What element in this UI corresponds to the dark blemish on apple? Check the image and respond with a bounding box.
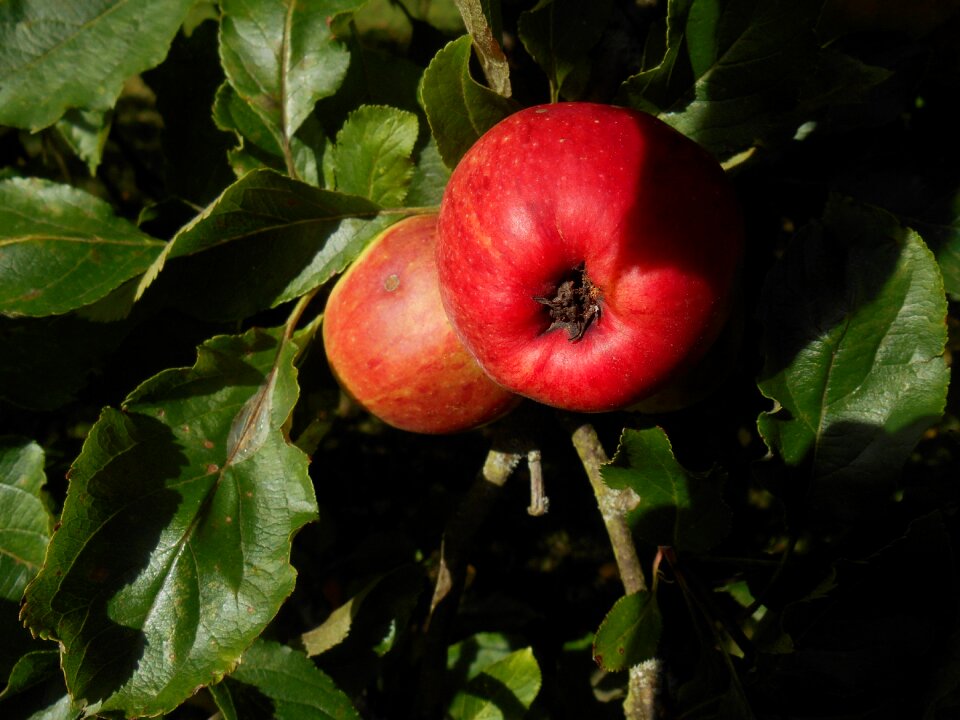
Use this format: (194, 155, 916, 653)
(533, 262, 602, 342)
(384, 274, 400, 292)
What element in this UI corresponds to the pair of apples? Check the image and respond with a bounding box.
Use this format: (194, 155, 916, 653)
(322, 102, 743, 433)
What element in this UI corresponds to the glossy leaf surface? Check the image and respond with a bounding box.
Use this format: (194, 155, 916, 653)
(593, 591, 662, 672)
(21, 327, 317, 716)
(209, 639, 359, 720)
(757, 199, 949, 519)
(0, 179, 164, 317)
(447, 647, 542, 720)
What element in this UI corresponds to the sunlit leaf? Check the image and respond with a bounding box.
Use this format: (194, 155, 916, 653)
(54, 108, 112, 175)
(330, 105, 418, 207)
(602, 427, 731, 553)
(0, 0, 194, 130)
(219, 0, 365, 145)
(0, 438, 54, 697)
(20, 327, 318, 717)
(420, 35, 517, 168)
(757, 198, 949, 520)
(209, 640, 359, 720)
(593, 591, 662, 672)
(0, 179, 165, 317)
(448, 647, 541, 720)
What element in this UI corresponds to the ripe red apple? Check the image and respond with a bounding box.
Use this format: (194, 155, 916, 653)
(436, 102, 743, 413)
(322, 214, 519, 433)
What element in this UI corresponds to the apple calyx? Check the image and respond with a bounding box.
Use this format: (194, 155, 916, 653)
(533, 262, 602, 342)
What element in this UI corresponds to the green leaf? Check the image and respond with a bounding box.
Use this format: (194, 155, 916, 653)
(406, 137, 451, 207)
(602, 427, 732, 553)
(53, 108, 112, 175)
(20, 326, 318, 717)
(0, 0, 195, 130)
(448, 647, 542, 720)
(0, 178, 165, 317)
(448, 633, 526, 687)
(518, 0, 613, 102)
(137, 169, 396, 320)
(219, 0, 364, 146)
(0, 438, 54, 697)
(420, 35, 517, 168)
(619, 0, 863, 160)
(453, 0, 512, 97)
(330, 105, 418, 207)
(214, 81, 327, 186)
(209, 639, 359, 720)
(301, 565, 424, 658)
(757, 198, 949, 520)
(592, 591, 662, 672)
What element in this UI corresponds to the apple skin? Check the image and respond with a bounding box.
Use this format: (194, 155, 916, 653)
(322, 214, 519, 434)
(436, 103, 743, 413)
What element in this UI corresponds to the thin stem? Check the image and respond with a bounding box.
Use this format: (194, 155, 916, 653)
(526, 449, 549, 516)
(565, 418, 657, 720)
(567, 420, 646, 594)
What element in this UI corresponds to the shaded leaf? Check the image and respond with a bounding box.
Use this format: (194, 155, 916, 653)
(406, 137, 451, 207)
(518, 0, 613, 102)
(213, 81, 325, 186)
(592, 591, 662, 672)
(618, 0, 889, 160)
(0, 0, 194, 130)
(20, 327, 317, 717)
(0, 314, 133, 410)
(602, 427, 731, 553)
(757, 513, 956, 716)
(210, 639, 359, 720)
(137, 169, 397, 320)
(301, 565, 425, 658)
(0, 179, 165, 317)
(448, 647, 542, 720)
(330, 105, 418, 207)
(219, 0, 364, 146)
(757, 198, 949, 520)
(420, 35, 517, 168)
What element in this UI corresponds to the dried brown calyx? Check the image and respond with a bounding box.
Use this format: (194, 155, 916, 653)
(534, 263, 602, 341)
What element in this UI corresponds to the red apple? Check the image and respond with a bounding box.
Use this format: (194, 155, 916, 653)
(437, 102, 743, 413)
(322, 214, 519, 433)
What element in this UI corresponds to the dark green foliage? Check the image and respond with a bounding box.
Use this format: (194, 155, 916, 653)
(1, 1, 958, 718)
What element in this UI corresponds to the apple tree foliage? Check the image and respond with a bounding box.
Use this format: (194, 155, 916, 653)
(0, 0, 958, 718)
